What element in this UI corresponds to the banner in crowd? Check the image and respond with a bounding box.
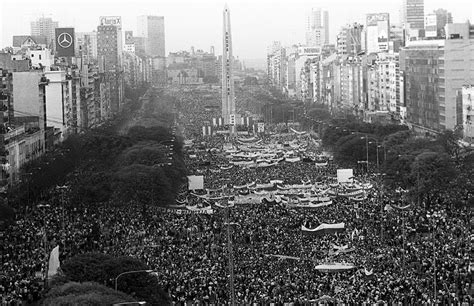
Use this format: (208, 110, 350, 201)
(240, 116, 254, 126)
(188, 175, 204, 190)
(202, 126, 213, 136)
(301, 223, 345, 235)
(157, 206, 214, 214)
(339, 190, 365, 197)
(212, 117, 224, 126)
(237, 136, 258, 143)
(337, 169, 354, 183)
(294, 200, 333, 209)
(289, 127, 307, 135)
(315, 263, 356, 272)
(265, 254, 300, 260)
(234, 194, 261, 205)
(233, 182, 255, 189)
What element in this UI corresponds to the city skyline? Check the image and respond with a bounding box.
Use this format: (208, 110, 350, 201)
(1, 0, 473, 62)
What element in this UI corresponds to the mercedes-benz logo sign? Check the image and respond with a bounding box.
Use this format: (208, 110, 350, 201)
(57, 33, 72, 48)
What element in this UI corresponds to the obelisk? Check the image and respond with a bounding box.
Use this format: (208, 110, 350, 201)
(222, 4, 235, 126)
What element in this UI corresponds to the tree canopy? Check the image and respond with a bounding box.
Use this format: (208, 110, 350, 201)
(42, 282, 136, 306)
(60, 253, 170, 305)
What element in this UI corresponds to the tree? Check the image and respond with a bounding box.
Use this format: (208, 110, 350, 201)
(333, 134, 378, 167)
(243, 76, 258, 86)
(307, 105, 331, 123)
(0, 202, 14, 230)
(60, 253, 170, 305)
(116, 142, 172, 167)
(111, 164, 173, 205)
(42, 282, 136, 305)
(410, 151, 458, 206)
(436, 129, 462, 160)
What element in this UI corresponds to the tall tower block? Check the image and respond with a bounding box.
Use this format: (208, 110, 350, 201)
(222, 4, 235, 124)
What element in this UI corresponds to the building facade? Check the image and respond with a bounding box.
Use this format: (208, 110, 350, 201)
(337, 23, 364, 57)
(30, 17, 58, 48)
(137, 16, 165, 57)
(461, 85, 474, 142)
(366, 13, 390, 54)
(402, 0, 425, 41)
(306, 8, 329, 47)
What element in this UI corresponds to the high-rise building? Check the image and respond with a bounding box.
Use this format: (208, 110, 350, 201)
(97, 19, 124, 113)
(337, 23, 364, 57)
(306, 8, 329, 46)
(402, 0, 425, 40)
(400, 22, 474, 134)
(425, 9, 453, 39)
(137, 16, 165, 57)
(30, 17, 58, 47)
(222, 4, 235, 125)
(402, 0, 424, 29)
(365, 13, 390, 54)
(76, 32, 98, 61)
(461, 85, 474, 142)
(97, 25, 122, 72)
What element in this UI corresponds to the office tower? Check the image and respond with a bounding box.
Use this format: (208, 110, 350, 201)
(337, 23, 364, 56)
(402, 0, 425, 40)
(97, 18, 124, 113)
(306, 8, 329, 46)
(365, 13, 390, 54)
(400, 22, 474, 133)
(425, 9, 453, 38)
(97, 25, 122, 71)
(222, 4, 235, 125)
(137, 16, 165, 57)
(76, 32, 98, 61)
(30, 17, 58, 47)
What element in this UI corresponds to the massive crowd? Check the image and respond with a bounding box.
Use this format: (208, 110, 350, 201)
(1, 86, 472, 305)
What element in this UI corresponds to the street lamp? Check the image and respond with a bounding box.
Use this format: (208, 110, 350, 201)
(426, 211, 441, 304)
(37, 203, 50, 283)
(56, 185, 68, 237)
(360, 135, 381, 173)
(115, 270, 154, 291)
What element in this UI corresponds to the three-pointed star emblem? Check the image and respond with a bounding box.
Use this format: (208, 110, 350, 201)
(57, 33, 73, 48)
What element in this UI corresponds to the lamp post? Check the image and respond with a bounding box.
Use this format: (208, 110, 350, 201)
(362, 135, 386, 240)
(427, 211, 440, 304)
(37, 203, 50, 284)
(225, 205, 236, 306)
(56, 185, 68, 237)
(114, 270, 154, 291)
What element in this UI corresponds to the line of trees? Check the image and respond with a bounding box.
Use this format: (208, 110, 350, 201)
(317, 114, 472, 207)
(7, 86, 187, 212)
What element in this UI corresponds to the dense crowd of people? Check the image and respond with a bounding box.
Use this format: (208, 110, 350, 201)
(1, 86, 472, 305)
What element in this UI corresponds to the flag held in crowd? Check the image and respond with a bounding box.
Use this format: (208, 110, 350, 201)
(47, 246, 60, 278)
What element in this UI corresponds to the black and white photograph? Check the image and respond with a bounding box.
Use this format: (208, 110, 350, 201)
(0, 0, 473, 305)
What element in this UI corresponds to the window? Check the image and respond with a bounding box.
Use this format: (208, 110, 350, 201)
(39, 55, 42, 60)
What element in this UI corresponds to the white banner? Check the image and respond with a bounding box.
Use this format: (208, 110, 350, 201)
(188, 175, 204, 190)
(337, 169, 354, 183)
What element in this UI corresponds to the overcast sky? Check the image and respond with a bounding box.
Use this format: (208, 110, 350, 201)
(1, 0, 473, 60)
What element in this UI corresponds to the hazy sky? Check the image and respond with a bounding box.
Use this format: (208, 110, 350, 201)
(1, 0, 473, 60)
